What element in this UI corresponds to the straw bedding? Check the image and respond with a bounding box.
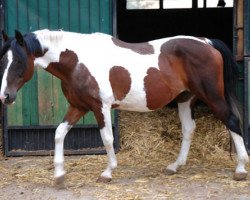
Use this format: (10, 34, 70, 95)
(0, 106, 249, 199)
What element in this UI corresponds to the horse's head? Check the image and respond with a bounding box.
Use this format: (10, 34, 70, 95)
(0, 30, 38, 105)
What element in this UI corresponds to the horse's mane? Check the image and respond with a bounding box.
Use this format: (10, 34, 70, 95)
(34, 29, 64, 48)
(0, 32, 43, 59)
(24, 33, 43, 55)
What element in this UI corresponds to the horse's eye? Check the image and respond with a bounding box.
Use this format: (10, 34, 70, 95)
(13, 59, 21, 64)
(17, 70, 23, 78)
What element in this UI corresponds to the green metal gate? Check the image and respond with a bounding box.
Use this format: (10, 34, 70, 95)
(2, 0, 118, 156)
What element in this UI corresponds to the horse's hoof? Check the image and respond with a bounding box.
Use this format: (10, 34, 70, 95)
(54, 175, 65, 188)
(165, 168, 176, 175)
(96, 176, 112, 183)
(233, 172, 247, 181)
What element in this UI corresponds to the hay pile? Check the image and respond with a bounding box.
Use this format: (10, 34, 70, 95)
(119, 106, 230, 165)
(0, 122, 3, 158)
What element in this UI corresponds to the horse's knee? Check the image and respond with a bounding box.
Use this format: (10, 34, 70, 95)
(99, 115, 114, 147)
(101, 133, 114, 146)
(55, 133, 63, 144)
(55, 121, 71, 143)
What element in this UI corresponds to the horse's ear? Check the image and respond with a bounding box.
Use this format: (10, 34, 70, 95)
(2, 30, 9, 42)
(15, 30, 24, 46)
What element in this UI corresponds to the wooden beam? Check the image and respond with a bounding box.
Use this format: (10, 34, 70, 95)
(235, 0, 244, 61)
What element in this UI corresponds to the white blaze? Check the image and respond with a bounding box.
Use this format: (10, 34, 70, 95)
(0, 50, 13, 99)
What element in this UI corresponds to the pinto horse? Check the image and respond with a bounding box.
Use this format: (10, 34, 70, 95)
(0, 29, 249, 184)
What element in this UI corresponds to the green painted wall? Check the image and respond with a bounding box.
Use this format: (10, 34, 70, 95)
(5, 0, 113, 126)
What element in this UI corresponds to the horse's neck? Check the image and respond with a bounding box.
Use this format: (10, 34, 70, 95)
(34, 30, 94, 83)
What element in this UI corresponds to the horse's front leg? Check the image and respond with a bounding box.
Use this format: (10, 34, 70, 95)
(94, 105, 117, 182)
(54, 105, 84, 185)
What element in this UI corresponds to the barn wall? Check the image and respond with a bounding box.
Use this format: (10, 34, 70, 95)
(2, 0, 118, 156)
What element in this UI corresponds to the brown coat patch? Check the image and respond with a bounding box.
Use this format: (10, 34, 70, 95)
(144, 67, 174, 110)
(46, 49, 78, 83)
(160, 38, 223, 100)
(158, 38, 226, 121)
(111, 37, 154, 55)
(46, 50, 105, 128)
(144, 38, 216, 110)
(109, 66, 131, 101)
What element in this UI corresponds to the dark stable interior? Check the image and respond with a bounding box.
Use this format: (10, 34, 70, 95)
(116, 0, 234, 50)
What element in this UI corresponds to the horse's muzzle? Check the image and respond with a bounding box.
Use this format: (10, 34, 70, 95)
(0, 93, 16, 105)
(0, 94, 7, 104)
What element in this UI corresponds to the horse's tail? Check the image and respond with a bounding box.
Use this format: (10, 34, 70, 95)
(208, 39, 242, 135)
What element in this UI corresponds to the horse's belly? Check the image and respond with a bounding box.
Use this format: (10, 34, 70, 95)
(114, 90, 151, 112)
(111, 76, 179, 112)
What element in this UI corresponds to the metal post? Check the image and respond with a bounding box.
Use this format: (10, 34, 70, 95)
(204, 0, 207, 8)
(160, 0, 163, 9)
(193, 0, 198, 8)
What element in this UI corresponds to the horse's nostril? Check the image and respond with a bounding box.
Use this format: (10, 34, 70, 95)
(5, 93, 9, 100)
(4, 93, 10, 103)
(3, 93, 17, 104)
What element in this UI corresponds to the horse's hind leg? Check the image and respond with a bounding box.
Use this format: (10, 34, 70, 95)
(230, 130, 249, 180)
(205, 98, 249, 180)
(166, 98, 196, 175)
(54, 105, 84, 186)
(94, 105, 117, 183)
